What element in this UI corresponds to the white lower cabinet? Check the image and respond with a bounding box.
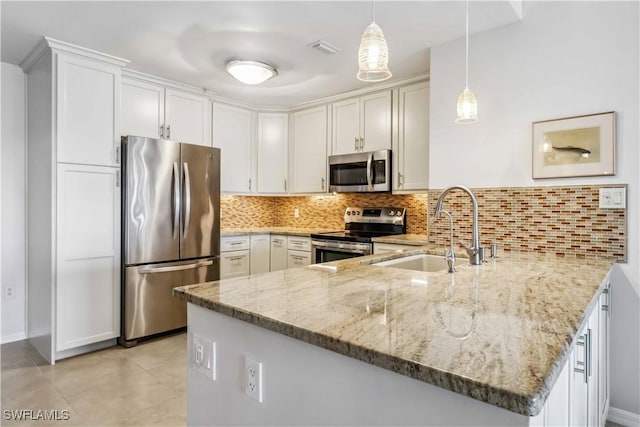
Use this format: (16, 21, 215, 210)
(56, 164, 120, 352)
(287, 236, 312, 268)
(250, 235, 270, 275)
(270, 235, 288, 272)
(530, 280, 610, 427)
(220, 251, 250, 279)
(287, 250, 312, 269)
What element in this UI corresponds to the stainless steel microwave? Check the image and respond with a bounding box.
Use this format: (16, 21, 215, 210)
(328, 149, 391, 192)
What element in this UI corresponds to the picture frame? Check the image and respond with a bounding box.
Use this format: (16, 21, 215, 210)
(532, 111, 615, 179)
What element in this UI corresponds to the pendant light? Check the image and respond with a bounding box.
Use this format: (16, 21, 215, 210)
(357, 0, 392, 82)
(455, 0, 479, 124)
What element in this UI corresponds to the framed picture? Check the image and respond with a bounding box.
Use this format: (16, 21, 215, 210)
(532, 111, 615, 179)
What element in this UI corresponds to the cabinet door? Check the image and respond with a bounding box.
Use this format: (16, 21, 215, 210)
(287, 250, 311, 269)
(291, 106, 328, 193)
(220, 251, 250, 279)
(570, 328, 589, 427)
(598, 284, 610, 425)
(121, 78, 165, 139)
(57, 53, 121, 166)
(250, 235, 271, 275)
(165, 88, 212, 147)
(396, 83, 429, 191)
(331, 98, 360, 155)
(212, 103, 253, 193)
(56, 164, 120, 351)
(257, 113, 288, 193)
(270, 235, 288, 272)
(360, 90, 392, 152)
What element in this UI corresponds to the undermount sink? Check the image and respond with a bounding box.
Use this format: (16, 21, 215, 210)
(373, 254, 450, 273)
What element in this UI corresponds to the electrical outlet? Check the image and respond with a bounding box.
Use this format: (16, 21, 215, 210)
(192, 334, 216, 380)
(294, 208, 300, 218)
(4, 287, 15, 299)
(245, 357, 263, 402)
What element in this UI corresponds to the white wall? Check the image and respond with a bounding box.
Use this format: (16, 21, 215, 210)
(1, 62, 27, 343)
(429, 0, 639, 416)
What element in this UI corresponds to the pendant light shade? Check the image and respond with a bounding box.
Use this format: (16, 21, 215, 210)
(455, 0, 478, 124)
(357, 1, 391, 82)
(226, 60, 277, 85)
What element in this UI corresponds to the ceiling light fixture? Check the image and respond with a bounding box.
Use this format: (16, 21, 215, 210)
(455, 0, 479, 124)
(226, 60, 277, 85)
(357, 0, 392, 82)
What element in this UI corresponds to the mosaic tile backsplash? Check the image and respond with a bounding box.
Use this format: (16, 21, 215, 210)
(427, 186, 626, 261)
(221, 185, 626, 261)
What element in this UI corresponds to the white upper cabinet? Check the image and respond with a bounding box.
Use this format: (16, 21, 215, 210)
(57, 53, 121, 167)
(121, 78, 165, 139)
(121, 73, 212, 147)
(290, 106, 328, 193)
(212, 103, 253, 193)
(165, 88, 211, 146)
(257, 113, 288, 193)
(394, 82, 429, 192)
(331, 90, 392, 155)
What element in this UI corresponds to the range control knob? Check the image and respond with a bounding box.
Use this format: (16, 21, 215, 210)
(397, 211, 403, 216)
(389, 210, 395, 216)
(346, 211, 351, 215)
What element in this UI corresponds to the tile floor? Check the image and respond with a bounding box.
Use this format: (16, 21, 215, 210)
(1, 333, 186, 426)
(0, 334, 629, 427)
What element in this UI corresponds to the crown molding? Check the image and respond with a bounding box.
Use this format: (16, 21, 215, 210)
(123, 68, 215, 96)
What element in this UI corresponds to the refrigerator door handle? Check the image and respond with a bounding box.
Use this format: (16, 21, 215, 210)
(139, 259, 216, 274)
(183, 162, 191, 239)
(172, 162, 180, 240)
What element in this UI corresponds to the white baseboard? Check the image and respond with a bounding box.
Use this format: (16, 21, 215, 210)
(609, 407, 640, 427)
(1, 331, 27, 344)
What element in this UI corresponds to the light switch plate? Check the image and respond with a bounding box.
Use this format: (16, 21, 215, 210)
(599, 187, 626, 209)
(192, 334, 216, 380)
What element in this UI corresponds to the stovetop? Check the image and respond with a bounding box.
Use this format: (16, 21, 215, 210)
(311, 206, 407, 244)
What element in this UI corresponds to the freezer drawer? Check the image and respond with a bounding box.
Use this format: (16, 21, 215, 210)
(123, 257, 219, 341)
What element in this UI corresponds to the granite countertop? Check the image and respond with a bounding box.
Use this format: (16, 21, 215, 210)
(174, 247, 613, 416)
(221, 227, 339, 237)
(371, 233, 429, 246)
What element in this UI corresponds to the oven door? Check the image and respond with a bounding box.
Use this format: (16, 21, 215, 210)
(312, 239, 372, 263)
(328, 149, 391, 192)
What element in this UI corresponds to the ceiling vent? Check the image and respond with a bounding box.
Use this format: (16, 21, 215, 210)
(308, 40, 340, 55)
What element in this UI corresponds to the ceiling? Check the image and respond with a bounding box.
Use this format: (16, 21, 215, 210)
(1, 1, 522, 108)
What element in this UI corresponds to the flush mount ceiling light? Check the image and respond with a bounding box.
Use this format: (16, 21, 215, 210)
(357, 0, 392, 82)
(226, 60, 277, 85)
(455, 0, 479, 124)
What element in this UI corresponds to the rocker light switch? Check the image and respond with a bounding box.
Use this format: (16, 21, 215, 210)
(599, 187, 626, 209)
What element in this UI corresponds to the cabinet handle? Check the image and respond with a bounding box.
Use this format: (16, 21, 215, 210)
(166, 125, 171, 139)
(230, 242, 244, 245)
(398, 173, 404, 187)
(321, 177, 325, 190)
(115, 146, 121, 165)
(228, 256, 245, 261)
(248, 178, 252, 190)
(354, 137, 358, 151)
(284, 179, 287, 191)
(586, 328, 592, 379)
(602, 283, 612, 316)
(291, 255, 305, 260)
(160, 124, 165, 139)
(115, 170, 120, 187)
(359, 137, 364, 151)
(574, 335, 588, 383)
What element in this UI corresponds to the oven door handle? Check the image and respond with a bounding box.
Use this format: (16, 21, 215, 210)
(366, 153, 373, 191)
(312, 240, 372, 254)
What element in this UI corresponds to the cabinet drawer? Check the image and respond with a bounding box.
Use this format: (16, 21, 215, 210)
(287, 250, 311, 269)
(287, 236, 311, 252)
(221, 236, 250, 252)
(220, 250, 250, 279)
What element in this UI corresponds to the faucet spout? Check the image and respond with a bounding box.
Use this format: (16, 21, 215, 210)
(434, 185, 481, 265)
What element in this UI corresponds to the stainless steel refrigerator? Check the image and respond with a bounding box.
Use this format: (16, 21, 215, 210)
(120, 136, 220, 346)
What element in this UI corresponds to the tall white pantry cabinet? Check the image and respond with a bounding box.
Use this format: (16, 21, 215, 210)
(22, 38, 127, 363)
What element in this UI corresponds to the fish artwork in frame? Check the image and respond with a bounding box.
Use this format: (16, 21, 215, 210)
(532, 111, 616, 179)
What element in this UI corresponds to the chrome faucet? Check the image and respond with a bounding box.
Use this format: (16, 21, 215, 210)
(437, 210, 456, 273)
(434, 185, 482, 265)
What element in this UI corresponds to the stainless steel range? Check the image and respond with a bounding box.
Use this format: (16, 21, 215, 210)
(311, 207, 406, 263)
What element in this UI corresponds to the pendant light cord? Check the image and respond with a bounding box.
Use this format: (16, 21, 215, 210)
(465, 0, 469, 88)
(371, 0, 375, 22)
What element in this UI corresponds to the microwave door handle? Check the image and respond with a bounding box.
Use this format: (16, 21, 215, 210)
(366, 153, 373, 190)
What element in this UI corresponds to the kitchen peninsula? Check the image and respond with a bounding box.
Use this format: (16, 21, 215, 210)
(174, 248, 613, 426)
